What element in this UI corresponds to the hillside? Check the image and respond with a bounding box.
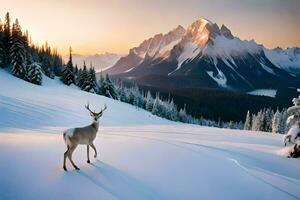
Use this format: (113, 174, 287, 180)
(0, 69, 300, 200)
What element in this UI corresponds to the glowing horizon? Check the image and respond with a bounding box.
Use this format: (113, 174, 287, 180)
(1, 0, 300, 55)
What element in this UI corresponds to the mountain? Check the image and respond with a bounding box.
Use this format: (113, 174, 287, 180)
(64, 52, 122, 72)
(105, 25, 185, 74)
(106, 18, 299, 92)
(264, 47, 300, 76)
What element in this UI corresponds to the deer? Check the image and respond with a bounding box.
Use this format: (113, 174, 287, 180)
(63, 103, 107, 171)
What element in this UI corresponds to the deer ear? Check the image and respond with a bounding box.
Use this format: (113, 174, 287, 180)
(90, 112, 94, 117)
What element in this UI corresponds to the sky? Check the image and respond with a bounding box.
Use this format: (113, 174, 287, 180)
(1, 0, 300, 55)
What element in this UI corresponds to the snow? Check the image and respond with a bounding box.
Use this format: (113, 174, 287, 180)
(125, 67, 135, 73)
(1, 69, 300, 200)
(260, 62, 276, 75)
(264, 48, 300, 75)
(207, 68, 227, 87)
(284, 125, 300, 145)
(157, 39, 181, 58)
(171, 41, 201, 75)
(204, 36, 262, 58)
(248, 89, 277, 98)
(64, 53, 122, 72)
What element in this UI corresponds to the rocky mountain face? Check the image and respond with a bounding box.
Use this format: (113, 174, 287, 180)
(105, 25, 185, 74)
(105, 18, 299, 92)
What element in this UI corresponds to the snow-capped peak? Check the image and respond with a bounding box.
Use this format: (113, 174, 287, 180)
(186, 18, 213, 47)
(130, 25, 186, 60)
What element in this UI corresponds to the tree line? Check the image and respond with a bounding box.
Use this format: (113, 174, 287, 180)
(0, 12, 64, 85)
(242, 98, 300, 135)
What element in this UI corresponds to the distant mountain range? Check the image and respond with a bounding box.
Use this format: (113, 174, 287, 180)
(105, 18, 300, 92)
(63, 52, 122, 72)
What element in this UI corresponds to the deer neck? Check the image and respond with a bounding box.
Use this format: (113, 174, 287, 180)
(91, 121, 99, 132)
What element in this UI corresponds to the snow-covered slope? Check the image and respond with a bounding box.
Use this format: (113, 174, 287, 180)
(264, 47, 300, 76)
(1, 69, 300, 200)
(64, 52, 122, 72)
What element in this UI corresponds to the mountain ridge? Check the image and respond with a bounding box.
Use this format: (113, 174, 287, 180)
(105, 17, 299, 91)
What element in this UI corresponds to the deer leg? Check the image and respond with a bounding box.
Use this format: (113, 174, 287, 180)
(68, 145, 80, 170)
(63, 145, 70, 171)
(87, 145, 90, 163)
(90, 143, 97, 158)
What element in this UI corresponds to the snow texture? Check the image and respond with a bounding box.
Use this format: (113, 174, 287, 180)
(264, 48, 300, 75)
(248, 89, 277, 98)
(0, 69, 300, 200)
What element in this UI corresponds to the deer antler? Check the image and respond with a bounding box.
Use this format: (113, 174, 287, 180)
(96, 104, 107, 115)
(85, 103, 95, 114)
(85, 103, 107, 115)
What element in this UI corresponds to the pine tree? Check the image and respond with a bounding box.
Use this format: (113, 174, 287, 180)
(179, 105, 188, 123)
(145, 91, 154, 111)
(27, 62, 42, 85)
(77, 61, 87, 88)
(132, 85, 143, 108)
(244, 110, 252, 130)
(166, 99, 178, 121)
(3, 12, 11, 66)
(252, 111, 263, 131)
(82, 64, 98, 93)
(264, 108, 274, 132)
(280, 109, 288, 134)
(74, 64, 79, 76)
(152, 95, 160, 116)
(272, 110, 282, 133)
(0, 18, 5, 67)
(61, 47, 75, 85)
(99, 74, 118, 99)
(10, 19, 26, 80)
(287, 89, 300, 127)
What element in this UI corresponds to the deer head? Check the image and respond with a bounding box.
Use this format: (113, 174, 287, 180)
(85, 103, 107, 121)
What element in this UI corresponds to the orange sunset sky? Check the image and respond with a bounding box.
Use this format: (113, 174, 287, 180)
(1, 0, 300, 55)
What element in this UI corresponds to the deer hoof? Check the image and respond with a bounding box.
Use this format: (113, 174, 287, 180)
(63, 166, 67, 171)
(74, 166, 80, 170)
(87, 160, 90, 163)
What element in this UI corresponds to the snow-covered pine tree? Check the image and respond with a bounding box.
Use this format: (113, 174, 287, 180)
(152, 94, 160, 116)
(132, 86, 143, 108)
(252, 111, 262, 131)
(10, 19, 26, 80)
(116, 81, 128, 102)
(244, 110, 252, 130)
(272, 110, 282, 133)
(39, 42, 55, 78)
(286, 89, 300, 130)
(280, 109, 288, 134)
(99, 74, 118, 99)
(77, 61, 87, 88)
(145, 90, 154, 111)
(27, 62, 42, 85)
(179, 105, 188, 123)
(264, 108, 274, 132)
(82, 65, 98, 93)
(61, 47, 75, 85)
(166, 99, 178, 121)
